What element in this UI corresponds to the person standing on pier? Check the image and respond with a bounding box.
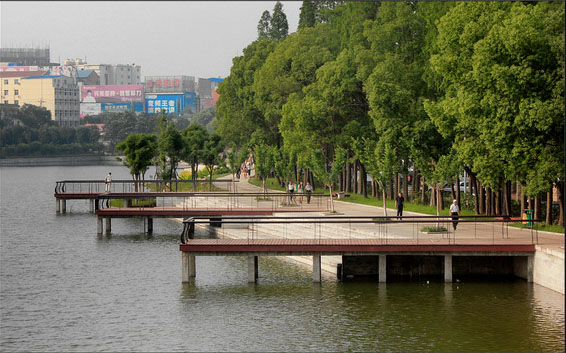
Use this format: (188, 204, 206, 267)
(298, 182, 304, 204)
(450, 199, 460, 230)
(395, 192, 405, 219)
(105, 172, 112, 192)
(305, 182, 313, 204)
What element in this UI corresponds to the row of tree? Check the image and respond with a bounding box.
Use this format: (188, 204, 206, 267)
(116, 116, 225, 191)
(0, 104, 101, 156)
(216, 1, 564, 224)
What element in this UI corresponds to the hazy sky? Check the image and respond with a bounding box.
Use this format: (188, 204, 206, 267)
(1, 1, 302, 79)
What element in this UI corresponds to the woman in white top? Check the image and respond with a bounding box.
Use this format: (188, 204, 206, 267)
(450, 199, 460, 230)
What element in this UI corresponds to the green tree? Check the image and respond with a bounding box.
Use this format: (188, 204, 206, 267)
(270, 1, 289, 41)
(181, 123, 209, 191)
(201, 133, 225, 191)
(307, 146, 346, 213)
(253, 144, 275, 195)
(216, 39, 277, 148)
(116, 133, 157, 191)
(298, 1, 316, 30)
(257, 10, 272, 39)
(157, 118, 184, 190)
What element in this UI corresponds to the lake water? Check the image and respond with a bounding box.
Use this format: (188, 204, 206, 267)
(0, 165, 564, 352)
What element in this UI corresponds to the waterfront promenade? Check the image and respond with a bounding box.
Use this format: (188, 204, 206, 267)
(196, 175, 564, 293)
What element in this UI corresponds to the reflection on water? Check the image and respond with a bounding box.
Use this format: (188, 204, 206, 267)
(0, 165, 564, 352)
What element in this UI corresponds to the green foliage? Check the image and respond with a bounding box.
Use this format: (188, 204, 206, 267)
(270, 1, 289, 41)
(157, 118, 184, 183)
(298, 1, 316, 30)
(257, 10, 272, 39)
(116, 133, 157, 181)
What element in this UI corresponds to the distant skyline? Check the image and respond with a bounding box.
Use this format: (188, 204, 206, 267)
(0, 1, 302, 79)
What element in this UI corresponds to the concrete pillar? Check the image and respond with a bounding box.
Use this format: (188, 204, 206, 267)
(379, 255, 387, 283)
(105, 218, 111, 233)
(97, 216, 103, 235)
(123, 199, 128, 208)
(56, 199, 60, 213)
(189, 255, 196, 278)
(527, 255, 533, 283)
(444, 255, 453, 283)
(90, 199, 95, 212)
(248, 255, 258, 283)
(147, 217, 153, 234)
(182, 252, 190, 282)
(61, 200, 66, 214)
(312, 253, 321, 283)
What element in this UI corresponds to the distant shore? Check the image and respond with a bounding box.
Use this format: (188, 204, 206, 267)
(0, 155, 124, 167)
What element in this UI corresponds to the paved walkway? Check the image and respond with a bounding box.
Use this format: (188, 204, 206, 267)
(225, 174, 564, 252)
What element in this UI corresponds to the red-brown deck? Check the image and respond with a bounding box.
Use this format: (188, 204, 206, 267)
(55, 193, 101, 199)
(179, 238, 535, 255)
(96, 207, 325, 218)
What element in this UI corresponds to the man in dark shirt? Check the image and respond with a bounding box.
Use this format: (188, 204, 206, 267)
(395, 192, 405, 219)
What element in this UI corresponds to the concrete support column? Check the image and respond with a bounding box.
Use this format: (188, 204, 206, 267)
(97, 216, 103, 235)
(182, 252, 190, 282)
(56, 199, 60, 213)
(188, 255, 196, 278)
(248, 255, 258, 283)
(444, 255, 453, 283)
(147, 217, 153, 234)
(312, 253, 321, 283)
(61, 200, 66, 214)
(379, 255, 387, 283)
(527, 255, 533, 283)
(90, 199, 95, 213)
(123, 199, 128, 208)
(105, 218, 111, 233)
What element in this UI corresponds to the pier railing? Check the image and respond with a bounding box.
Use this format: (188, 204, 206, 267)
(95, 192, 328, 212)
(181, 215, 541, 246)
(55, 179, 238, 194)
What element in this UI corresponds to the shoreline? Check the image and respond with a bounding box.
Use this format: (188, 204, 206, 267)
(0, 155, 124, 167)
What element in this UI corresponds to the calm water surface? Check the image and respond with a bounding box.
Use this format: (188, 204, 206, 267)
(0, 165, 564, 352)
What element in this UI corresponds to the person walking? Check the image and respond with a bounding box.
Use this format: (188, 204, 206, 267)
(287, 181, 294, 203)
(305, 182, 313, 204)
(105, 172, 112, 192)
(395, 192, 405, 219)
(450, 199, 460, 231)
(298, 182, 304, 204)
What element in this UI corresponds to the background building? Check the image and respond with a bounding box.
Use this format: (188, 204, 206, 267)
(76, 63, 142, 85)
(76, 69, 100, 85)
(20, 75, 80, 126)
(1, 70, 48, 105)
(0, 47, 51, 66)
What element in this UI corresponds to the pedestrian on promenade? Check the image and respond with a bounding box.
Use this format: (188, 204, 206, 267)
(450, 199, 460, 230)
(305, 182, 313, 204)
(395, 192, 404, 219)
(288, 181, 294, 203)
(298, 182, 304, 204)
(105, 172, 112, 192)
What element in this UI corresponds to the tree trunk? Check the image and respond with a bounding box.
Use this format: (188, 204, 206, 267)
(352, 159, 358, 193)
(371, 179, 375, 197)
(504, 181, 512, 216)
(421, 177, 425, 205)
(340, 166, 345, 192)
(519, 183, 526, 214)
(456, 177, 461, 210)
(557, 180, 564, 226)
(430, 180, 435, 207)
(546, 188, 553, 225)
(486, 188, 492, 215)
(361, 164, 368, 198)
(345, 160, 351, 193)
(470, 174, 479, 215)
(534, 195, 541, 221)
(478, 181, 484, 214)
(381, 184, 388, 217)
(403, 172, 409, 202)
(438, 187, 444, 210)
(450, 182, 456, 203)
(329, 184, 335, 213)
(395, 173, 400, 198)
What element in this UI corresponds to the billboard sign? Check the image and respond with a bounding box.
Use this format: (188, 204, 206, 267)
(145, 92, 196, 114)
(144, 76, 195, 93)
(102, 102, 144, 113)
(80, 103, 102, 117)
(81, 84, 144, 103)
